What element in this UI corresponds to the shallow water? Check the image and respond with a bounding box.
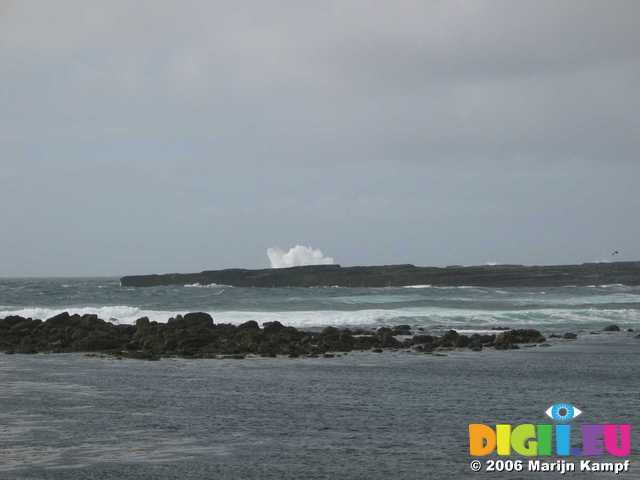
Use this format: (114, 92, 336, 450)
(1, 333, 638, 479)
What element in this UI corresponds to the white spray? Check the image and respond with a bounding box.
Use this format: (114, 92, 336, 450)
(267, 245, 335, 268)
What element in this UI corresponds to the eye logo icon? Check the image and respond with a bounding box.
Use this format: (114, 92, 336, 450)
(545, 403, 582, 422)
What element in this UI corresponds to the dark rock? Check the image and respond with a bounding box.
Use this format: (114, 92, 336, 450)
(351, 328, 373, 335)
(352, 335, 379, 350)
(563, 333, 577, 340)
(412, 334, 434, 344)
(263, 321, 285, 331)
(393, 324, 411, 330)
(168, 312, 214, 329)
(45, 312, 73, 326)
(495, 329, 545, 349)
(0, 311, 556, 359)
(391, 325, 412, 335)
(0, 315, 32, 327)
(439, 330, 460, 347)
(135, 317, 151, 329)
(317, 327, 355, 352)
(9, 318, 39, 333)
(603, 324, 620, 332)
(502, 329, 545, 343)
(73, 332, 123, 351)
(379, 332, 401, 348)
(321, 326, 340, 336)
(470, 334, 495, 345)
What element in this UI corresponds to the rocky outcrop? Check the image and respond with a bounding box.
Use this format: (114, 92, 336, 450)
(120, 261, 640, 288)
(0, 313, 551, 359)
(0, 313, 134, 354)
(494, 329, 546, 350)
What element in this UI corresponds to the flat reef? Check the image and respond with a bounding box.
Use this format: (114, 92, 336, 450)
(0, 312, 548, 360)
(120, 261, 640, 288)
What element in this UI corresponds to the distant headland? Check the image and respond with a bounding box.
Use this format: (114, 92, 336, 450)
(120, 261, 640, 288)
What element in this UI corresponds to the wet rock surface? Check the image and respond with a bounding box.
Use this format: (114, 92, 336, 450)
(0, 313, 555, 359)
(603, 324, 621, 332)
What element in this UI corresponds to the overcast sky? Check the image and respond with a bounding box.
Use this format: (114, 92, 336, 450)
(1, 1, 639, 276)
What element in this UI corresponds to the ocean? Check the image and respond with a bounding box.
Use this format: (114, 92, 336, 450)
(1, 279, 639, 479)
(1, 278, 639, 332)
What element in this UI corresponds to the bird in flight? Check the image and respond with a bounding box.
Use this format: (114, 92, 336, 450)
(612, 250, 620, 256)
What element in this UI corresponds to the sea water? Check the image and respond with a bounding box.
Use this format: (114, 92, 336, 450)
(1, 278, 639, 331)
(1, 279, 639, 479)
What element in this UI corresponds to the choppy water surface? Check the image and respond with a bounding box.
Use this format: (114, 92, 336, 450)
(1, 279, 639, 478)
(1, 278, 640, 330)
(0, 335, 639, 479)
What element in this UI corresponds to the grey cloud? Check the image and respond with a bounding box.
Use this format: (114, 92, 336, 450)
(0, 1, 638, 275)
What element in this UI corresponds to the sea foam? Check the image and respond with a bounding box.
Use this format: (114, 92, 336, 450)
(1, 305, 638, 330)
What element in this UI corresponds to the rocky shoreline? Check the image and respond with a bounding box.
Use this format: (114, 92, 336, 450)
(0, 312, 560, 360)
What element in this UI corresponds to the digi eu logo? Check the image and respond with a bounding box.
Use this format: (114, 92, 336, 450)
(469, 403, 631, 457)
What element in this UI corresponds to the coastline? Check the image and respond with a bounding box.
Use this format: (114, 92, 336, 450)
(120, 261, 640, 288)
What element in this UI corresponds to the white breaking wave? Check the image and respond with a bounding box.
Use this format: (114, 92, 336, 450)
(183, 283, 230, 289)
(267, 245, 335, 268)
(401, 285, 484, 290)
(1, 305, 639, 329)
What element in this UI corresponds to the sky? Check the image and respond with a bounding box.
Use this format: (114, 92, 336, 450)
(1, 0, 639, 276)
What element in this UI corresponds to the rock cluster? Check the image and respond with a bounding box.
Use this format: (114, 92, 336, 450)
(0, 312, 548, 359)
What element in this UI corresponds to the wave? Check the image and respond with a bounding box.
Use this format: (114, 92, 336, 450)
(1, 305, 638, 329)
(183, 283, 230, 288)
(401, 285, 489, 292)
